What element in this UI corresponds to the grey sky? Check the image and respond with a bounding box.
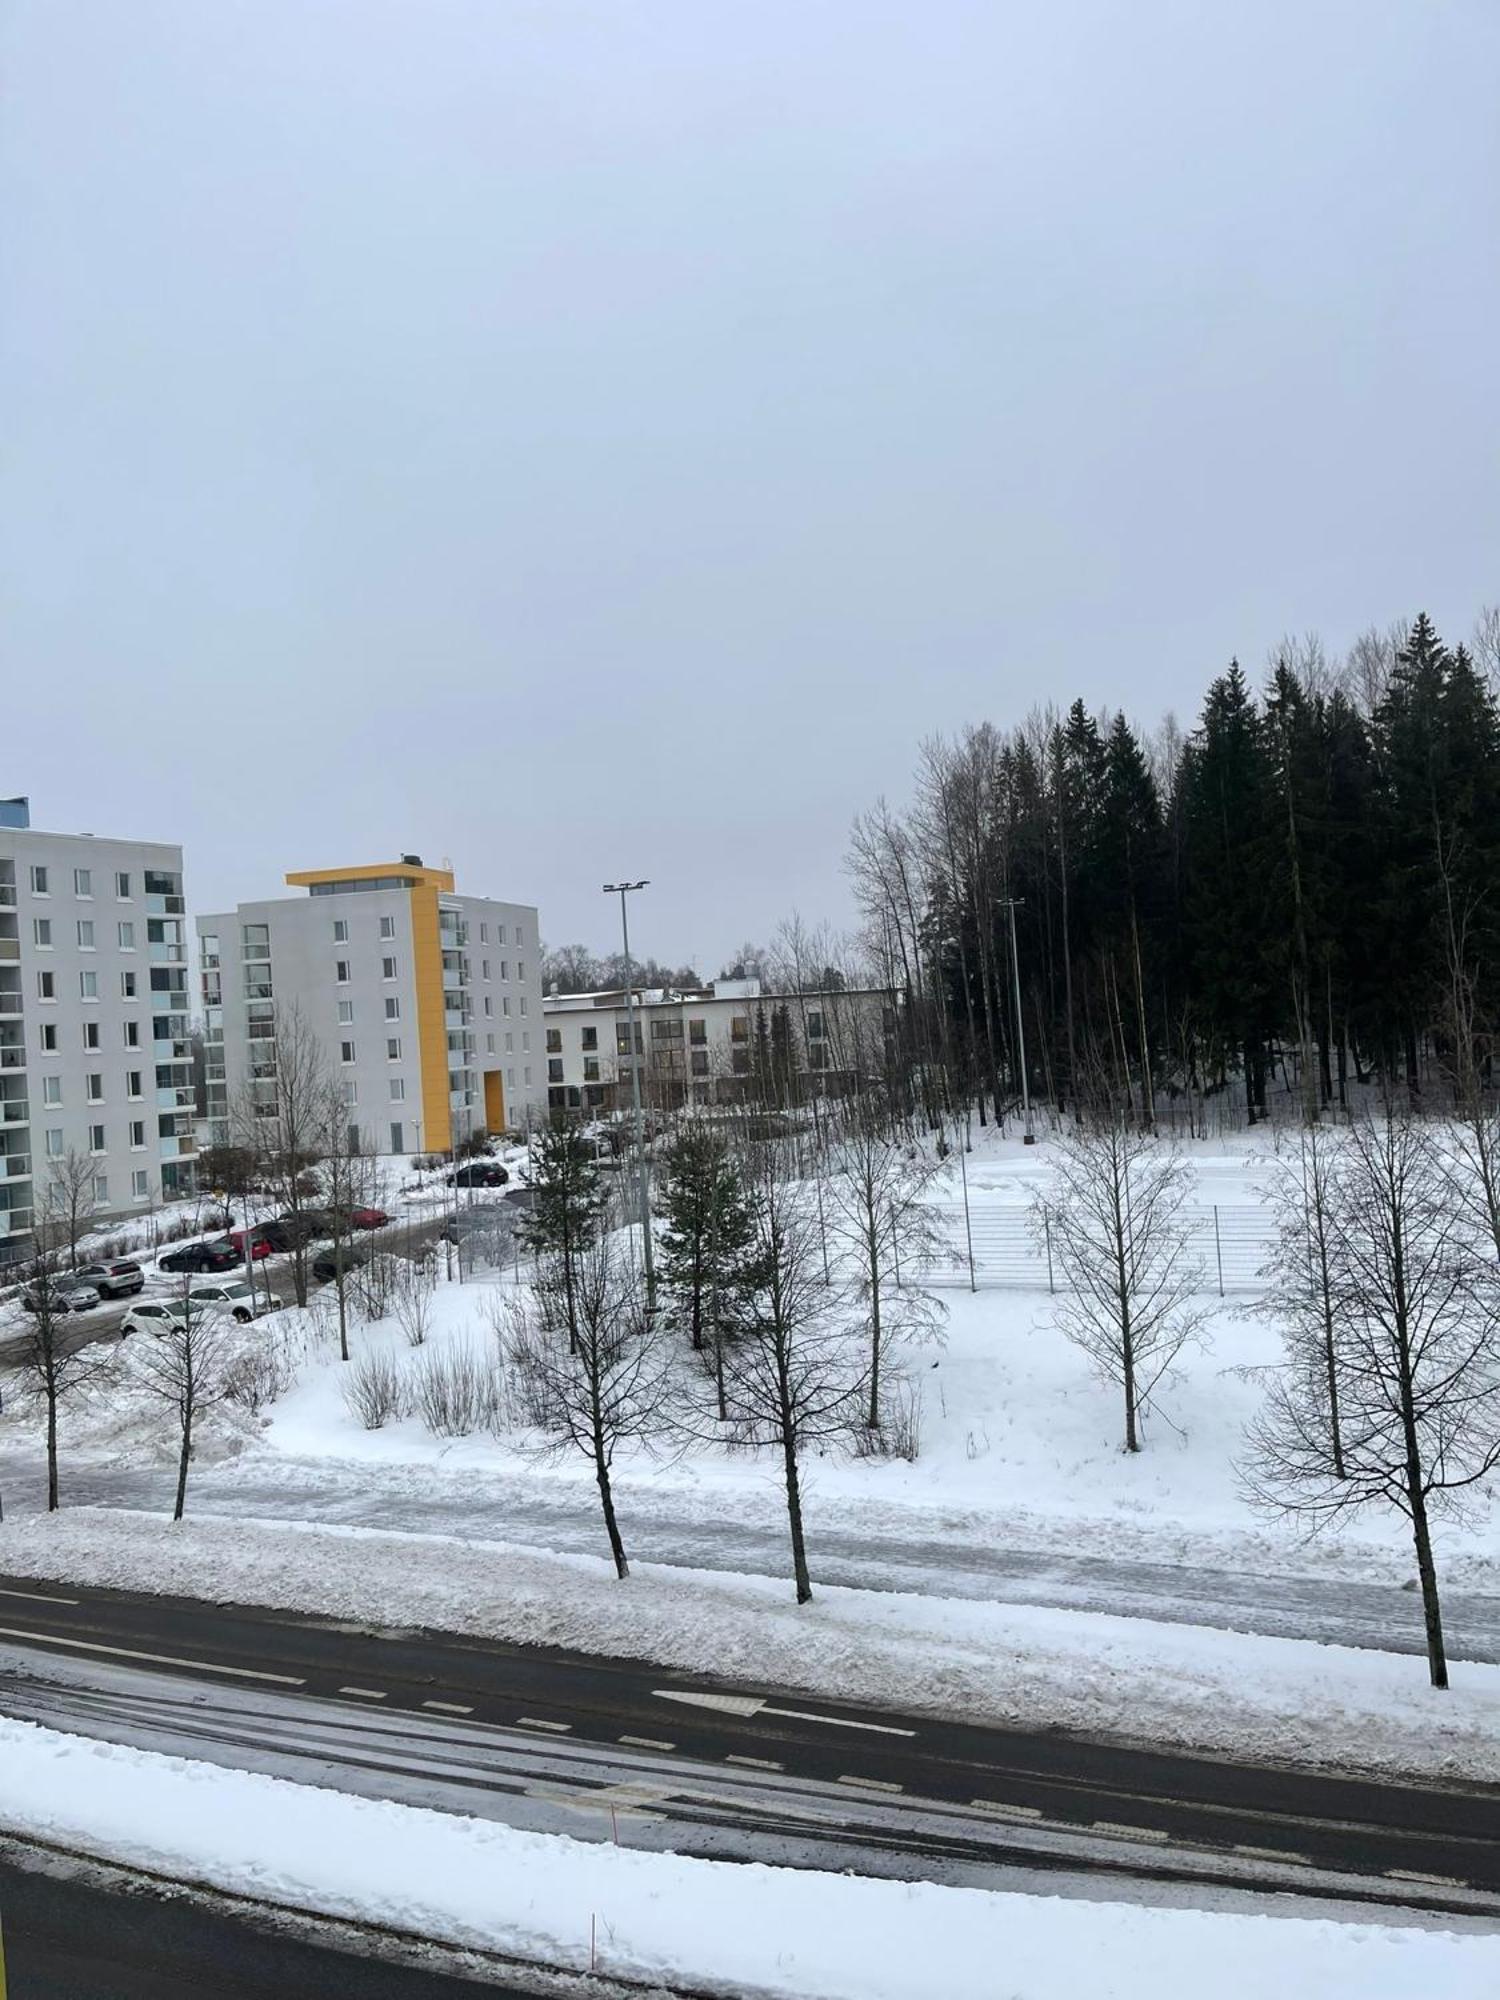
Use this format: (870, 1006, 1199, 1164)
(4, 2, 1496, 975)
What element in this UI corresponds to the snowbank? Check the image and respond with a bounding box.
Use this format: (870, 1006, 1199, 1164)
(0, 1715, 1494, 1999)
(4, 1508, 1498, 1784)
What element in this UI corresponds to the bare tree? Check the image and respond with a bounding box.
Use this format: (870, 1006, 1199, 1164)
(507, 1233, 671, 1578)
(1258, 1125, 1348, 1479)
(17, 1210, 110, 1511)
(1246, 1114, 1500, 1689)
(824, 1099, 946, 1431)
(44, 1149, 99, 1267)
(232, 1003, 329, 1307)
(719, 1156, 867, 1602)
(391, 1254, 438, 1348)
(131, 1289, 236, 1520)
(319, 1097, 383, 1362)
(1038, 1110, 1209, 1452)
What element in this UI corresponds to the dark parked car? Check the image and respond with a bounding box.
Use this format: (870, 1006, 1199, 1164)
(160, 1238, 240, 1275)
(440, 1203, 508, 1245)
(71, 1258, 144, 1299)
(311, 1247, 369, 1285)
(448, 1161, 509, 1189)
(21, 1275, 102, 1314)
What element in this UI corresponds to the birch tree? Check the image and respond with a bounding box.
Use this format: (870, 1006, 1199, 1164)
(132, 1289, 235, 1521)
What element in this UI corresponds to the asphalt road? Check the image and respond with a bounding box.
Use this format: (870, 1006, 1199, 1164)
(0, 1851, 573, 1999)
(0, 1571, 1495, 1919)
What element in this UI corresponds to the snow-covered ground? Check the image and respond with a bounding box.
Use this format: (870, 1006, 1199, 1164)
(5, 1507, 1499, 1784)
(2, 1712, 1496, 1999)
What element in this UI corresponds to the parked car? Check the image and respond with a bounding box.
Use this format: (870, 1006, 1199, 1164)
(20, 1275, 102, 1314)
(440, 1203, 509, 1245)
(71, 1258, 144, 1299)
(448, 1161, 509, 1188)
(187, 1280, 262, 1323)
(284, 1208, 337, 1240)
(228, 1223, 283, 1258)
(348, 1206, 390, 1231)
(121, 1299, 197, 1338)
(500, 1185, 540, 1211)
(160, 1238, 240, 1274)
(311, 1247, 369, 1285)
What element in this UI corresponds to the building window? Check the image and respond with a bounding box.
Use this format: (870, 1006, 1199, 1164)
(342, 1080, 358, 1107)
(380, 915, 396, 939)
(242, 923, 270, 958)
(32, 918, 51, 947)
(29, 864, 48, 895)
(691, 1049, 709, 1077)
(389, 1077, 405, 1101)
(524, 1066, 532, 1087)
(121, 971, 137, 999)
(45, 1127, 64, 1157)
(502, 996, 511, 1017)
(89, 1123, 106, 1153)
(807, 1010, 825, 1039)
(74, 868, 92, 897)
(126, 1070, 142, 1097)
(123, 1020, 140, 1048)
(39, 1023, 57, 1052)
(519, 997, 528, 1017)
(730, 1016, 749, 1042)
(79, 971, 97, 1000)
(77, 920, 95, 949)
(340, 1040, 356, 1064)
(546, 1028, 562, 1053)
(547, 1058, 563, 1083)
(384, 997, 400, 1021)
(86, 1072, 104, 1102)
(335, 959, 351, 983)
(499, 961, 508, 982)
(129, 1120, 146, 1148)
(117, 921, 135, 949)
(337, 999, 355, 1024)
(93, 1176, 109, 1204)
(581, 1026, 598, 1051)
(42, 1076, 62, 1105)
(381, 956, 397, 980)
(521, 1031, 530, 1052)
(333, 919, 349, 943)
(518, 961, 526, 983)
(479, 923, 489, 943)
(485, 1033, 495, 1054)
(507, 1067, 516, 1090)
(583, 1056, 600, 1082)
(482, 959, 491, 980)
(689, 1018, 706, 1044)
(132, 1169, 150, 1199)
(483, 995, 492, 1017)
(36, 970, 55, 1001)
(82, 1022, 100, 1050)
(389, 1121, 404, 1154)
(386, 1038, 401, 1060)
(116, 871, 132, 899)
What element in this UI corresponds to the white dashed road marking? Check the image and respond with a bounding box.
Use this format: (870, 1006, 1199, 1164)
(619, 1735, 675, 1752)
(0, 1588, 79, 1606)
(516, 1716, 572, 1733)
(726, 1754, 783, 1771)
(1092, 1821, 1169, 1843)
(838, 1775, 903, 1794)
(339, 1686, 387, 1701)
(423, 1700, 474, 1715)
(970, 1799, 1043, 1820)
(1386, 1868, 1467, 1889)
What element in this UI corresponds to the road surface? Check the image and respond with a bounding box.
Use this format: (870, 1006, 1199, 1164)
(0, 1571, 1495, 1918)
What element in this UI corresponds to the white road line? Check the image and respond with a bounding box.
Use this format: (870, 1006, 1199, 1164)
(1092, 1821, 1169, 1843)
(515, 1716, 572, 1733)
(726, 1753, 783, 1771)
(0, 1587, 78, 1606)
(619, 1735, 675, 1752)
(970, 1799, 1043, 1820)
(339, 1686, 387, 1701)
(423, 1700, 474, 1716)
(0, 1623, 304, 1686)
(838, 1774, 903, 1794)
(1386, 1867, 1468, 1889)
(1233, 1844, 1312, 1866)
(652, 1687, 915, 1737)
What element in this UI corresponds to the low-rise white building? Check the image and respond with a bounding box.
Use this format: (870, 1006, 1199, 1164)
(0, 797, 194, 1267)
(200, 856, 545, 1157)
(542, 977, 897, 1116)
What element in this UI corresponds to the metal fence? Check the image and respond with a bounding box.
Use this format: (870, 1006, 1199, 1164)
(918, 1201, 1272, 1297)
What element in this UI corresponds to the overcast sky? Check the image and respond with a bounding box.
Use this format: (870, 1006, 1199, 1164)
(3, 2, 1496, 974)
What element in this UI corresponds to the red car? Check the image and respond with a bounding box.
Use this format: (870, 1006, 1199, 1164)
(227, 1225, 276, 1259)
(349, 1207, 390, 1231)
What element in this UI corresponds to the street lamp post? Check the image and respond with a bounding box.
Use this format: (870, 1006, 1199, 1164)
(603, 880, 657, 1309)
(996, 897, 1035, 1145)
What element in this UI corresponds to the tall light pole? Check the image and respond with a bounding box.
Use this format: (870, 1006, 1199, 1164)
(604, 880, 656, 1309)
(997, 897, 1035, 1145)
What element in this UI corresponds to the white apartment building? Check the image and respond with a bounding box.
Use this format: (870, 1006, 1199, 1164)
(0, 797, 194, 1268)
(542, 978, 898, 1116)
(199, 856, 545, 1157)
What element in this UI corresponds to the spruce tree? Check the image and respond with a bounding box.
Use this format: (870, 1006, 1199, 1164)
(656, 1127, 760, 1416)
(519, 1121, 606, 1351)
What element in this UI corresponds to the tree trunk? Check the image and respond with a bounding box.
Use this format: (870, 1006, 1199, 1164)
(1408, 1487, 1447, 1690)
(782, 1427, 812, 1604)
(45, 1368, 59, 1512)
(866, 1198, 883, 1431)
(595, 1439, 629, 1580)
(174, 1400, 193, 1522)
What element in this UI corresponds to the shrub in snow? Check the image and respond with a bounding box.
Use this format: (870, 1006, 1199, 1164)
(411, 1342, 501, 1438)
(342, 1352, 406, 1431)
(223, 1326, 298, 1415)
(391, 1258, 438, 1348)
(850, 1373, 922, 1463)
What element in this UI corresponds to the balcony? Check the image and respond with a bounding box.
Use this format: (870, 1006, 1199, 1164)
(145, 892, 186, 916)
(156, 1086, 196, 1111)
(1, 1098, 27, 1124)
(158, 1133, 198, 1160)
(0, 939, 17, 963)
(150, 988, 189, 1012)
(4, 1152, 32, 1177)
(149, 942, 187, 965)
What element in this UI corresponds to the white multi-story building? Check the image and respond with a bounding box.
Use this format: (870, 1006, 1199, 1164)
(0, 797, 195, 1267)
(199, 856, 544, 1158)
(542, 977, 898, 1115)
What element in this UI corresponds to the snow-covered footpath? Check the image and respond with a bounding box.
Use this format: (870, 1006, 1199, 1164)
(4, 1507, 1499, 1784)
(3, 1714, 1496, 2000)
